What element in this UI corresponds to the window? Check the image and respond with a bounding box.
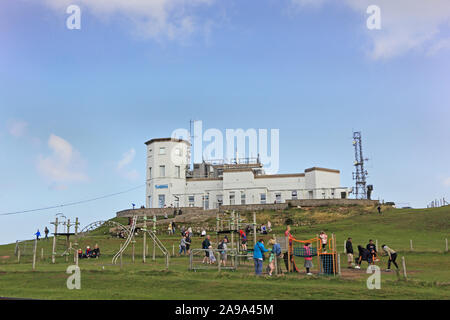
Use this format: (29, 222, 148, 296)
(260, 194, 266, 204)
(292, 191, 297, 200)
(159, 165, 165, 177)
(308, 191, 313, 199)
(149, 167, 152, 179)
(241, 192, 246, 205)
(159, 147, 166, 155)
(158, 195, 165, 208)
(175, 148, 182, 156)
(188, 195, 195, 207)
(275, 193, 281, 203)
(216, 194, 223, 208)
(148, 196, 152, 208)
(175, 166, 181, 178)
(229, 193, 235, 205)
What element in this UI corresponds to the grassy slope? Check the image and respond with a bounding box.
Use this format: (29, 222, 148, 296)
(0, 206, 448, 300)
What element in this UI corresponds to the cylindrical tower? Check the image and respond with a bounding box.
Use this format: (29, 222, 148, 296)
(145, 138, 190, 208)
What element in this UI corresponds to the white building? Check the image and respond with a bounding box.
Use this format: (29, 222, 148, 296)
(145, 138, 352, 209)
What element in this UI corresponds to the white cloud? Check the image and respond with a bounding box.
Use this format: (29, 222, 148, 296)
(8, 120, 28, 138)
(117, 148, 136, 170)
(41, 0, 215, 42)
(37, 134, 88, 183)
(117, 148, 140, 181)
(291, 0, 450, 59)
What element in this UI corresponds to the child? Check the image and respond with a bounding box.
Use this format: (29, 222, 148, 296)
(208, 246, 216, 264)
(381, 244, 399, 271)
(239, 230, 247, 251)
(267, 239, 280, 276)
(366, 240, 378, 262)
(304, 242, 313, 275)
(319, 231, 328, 252)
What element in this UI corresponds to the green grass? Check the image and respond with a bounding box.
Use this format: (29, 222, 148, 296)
(0, 206, 449, 299)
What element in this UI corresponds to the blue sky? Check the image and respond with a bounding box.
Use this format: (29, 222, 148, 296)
(0, 0, 449, 244)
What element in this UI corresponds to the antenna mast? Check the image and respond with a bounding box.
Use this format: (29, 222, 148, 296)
(352, 131, 369, 199)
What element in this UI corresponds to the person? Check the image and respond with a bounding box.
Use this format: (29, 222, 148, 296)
(268, 238, 281, 276)
(185, 233, 192, 254)
(367, 240, 378, 262)
(78, 248, 83, 259)
(86, 246, 92, 258)
(92, 244, 100, 258)
(267, 221, 272, 232)
(164, 212, 168, 219)
(208, 246, 216, 264)
(167, 222, 173, 235)
(346, 238, 354, 268)
(187, 227, 193, 235)
(172, 221, 176, 234)
(202, 235, 211, 264)
(181, 226, 186, 236)
(178, 208, 183, 216)
(381, 244, 399, 271)
(44, 227, 49, 240)
(303, 242, 313, 275)
(201, 229, 206, 237)
(253, 239, 269, 276)
(261, 225, 267, 235)
(239, 229, 247, 251)
(377, 205, 382, 214)
(245, 225, 251, 237)
(179, 235, 187, 255)
(355, 245, 372, 269)
(218, 238, 228, 267)
(319, 231, 328, 252)
(35, 229, 41, 241)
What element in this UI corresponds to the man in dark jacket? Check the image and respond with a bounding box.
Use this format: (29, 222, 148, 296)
(202, 235, 211, 264)
(355, 245, 372, 269)
(345, 237, 354, 268)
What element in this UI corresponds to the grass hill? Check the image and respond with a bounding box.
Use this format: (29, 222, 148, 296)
(0, 205, 449, 299)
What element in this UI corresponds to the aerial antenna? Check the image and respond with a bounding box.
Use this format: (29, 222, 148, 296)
(352, 131, 370, 199)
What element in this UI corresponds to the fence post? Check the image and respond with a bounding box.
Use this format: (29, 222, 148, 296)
(120, 244, 123, 271)
(410, 239, 413, 251)
(337, 253, 341, 276)
(41, 247, 44, 261)
(343, 241, 346, 254)
(217, 252, 221, 273)
(132, 240, 135, 263)
(32, 239, 37, 271)
(143, 215, 147, 263)
(402, 256, 407, 280)
(17, 248, 21, 264)
(445, 238, 448, 253)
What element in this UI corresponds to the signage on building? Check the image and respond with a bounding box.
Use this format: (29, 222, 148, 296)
(155, 184, 169, 189)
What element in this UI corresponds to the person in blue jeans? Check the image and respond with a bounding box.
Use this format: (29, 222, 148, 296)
(253, 239, 269, 275)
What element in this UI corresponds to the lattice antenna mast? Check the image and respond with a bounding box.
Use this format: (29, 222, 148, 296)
(352, 131, 369, 199)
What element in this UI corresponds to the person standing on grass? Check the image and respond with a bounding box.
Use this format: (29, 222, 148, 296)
(35, 229, 41, 241)
(346, 238, 354, 268)
(208, 246, 216, 264)
(185, 232, 192, 255)
(202, 235, 211, 264)
(44, 227, 49, 240)
(319, 231, 328, 252)
(381, 244, 399, 271)
(377, 205, 382, 214)
(268, 239, 281, 276)
(179, 235, 187, 255)
(218, 238, 228, 267)
(253, 239, 268, 276)
(172, 221, 176, 235)
(303, 242, 313, 275)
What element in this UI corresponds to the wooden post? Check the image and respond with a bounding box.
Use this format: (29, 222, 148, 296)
(337, 253, 341, 276)
(231, 212, 235, 251)
(32, 239, 37, 271)
(153, 215, 156, 261)
(172, 244, 175, 257)
(216, 213, 220, 244)
(75, 217, 79, 235)
(41, 247, 44, 261)
(410, 239, 413, 251)
(274, 234, 278, 275)
(446, 238, 448, 253)
(143, 215, 147, 263)
(132, 240, 135, 263)
(75, 250, 79, 266)
(17, 248, 21, 264)
(52, 217, 58, 264)
(217, 251, 221, 272)
(286, 236, 291, 273)
(402, 256, 407, 280)
(343, 240, 346, 254)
